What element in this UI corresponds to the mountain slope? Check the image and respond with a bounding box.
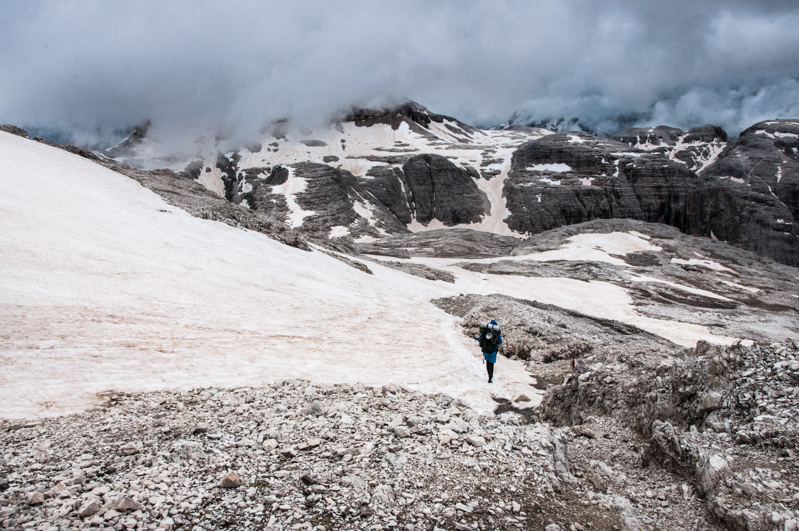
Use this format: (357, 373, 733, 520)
(96, 103, 799, 266)
(0, 131, 540, 418)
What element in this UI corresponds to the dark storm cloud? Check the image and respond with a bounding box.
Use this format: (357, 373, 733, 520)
(2, 0, 799, 145)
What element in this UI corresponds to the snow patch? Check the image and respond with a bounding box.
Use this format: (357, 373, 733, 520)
(527, 163, 572, 173)
(671, 258, 737, 273)
(196, 166, 225, 198)
(538, 177, 561, 186)
(630, 275, 733, 301)
(270, 168, 315, 228)
(328, 226, 350, 238)
(720, 280, 760, 294)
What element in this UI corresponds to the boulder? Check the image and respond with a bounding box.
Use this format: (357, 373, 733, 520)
(217, 471, 243, 489)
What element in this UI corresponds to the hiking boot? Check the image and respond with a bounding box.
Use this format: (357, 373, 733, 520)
(488, 378, 493, 383)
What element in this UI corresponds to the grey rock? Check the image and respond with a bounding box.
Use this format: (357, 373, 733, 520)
(302, 400, 324, 417)
(0, 125, 29, 138)
(393, 426, 411, 438)
(26, 491, 44, 505)
(504, 132, 706, 239)
(465, 435, 486, 447)
(297, 438, 322, 450)
(106, 496, 143, 511)
(370, 484, 395, 506)
(217, 471, 243, 488)
(119, 442, 139, 455)
(77, 498, 102, 517)
(401, 154, 488, 226)
(696, 391, 722, 415)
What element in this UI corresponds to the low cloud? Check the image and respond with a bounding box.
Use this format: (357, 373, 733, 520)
(2, 1, 798, 146)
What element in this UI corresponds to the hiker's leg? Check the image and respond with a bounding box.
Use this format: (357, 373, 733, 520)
(487, 362, 494, 381)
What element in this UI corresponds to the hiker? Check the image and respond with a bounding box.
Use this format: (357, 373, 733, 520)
(477, 319, 502, 383)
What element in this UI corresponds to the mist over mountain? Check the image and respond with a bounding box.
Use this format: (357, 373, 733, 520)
(2, 1, 799, 149)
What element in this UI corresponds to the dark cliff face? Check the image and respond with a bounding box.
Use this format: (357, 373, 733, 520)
(612, 124, 728, 173)
(401, 154, 487, 226)
(503, 126, 799, 266)
(211, 150, 490, 238)
(503, 132, 708, 237)
(701, 120, 799, 265)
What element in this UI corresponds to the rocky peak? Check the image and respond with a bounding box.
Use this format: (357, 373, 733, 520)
(682, 124, 727, 143)
(498, 113, 598, 135)
(0, 125, 29, 138)
(104, 120, 151, 159)
(738, 118, 799, 139)
(612, 126, 683, 147)
(342, 101, 476, 138)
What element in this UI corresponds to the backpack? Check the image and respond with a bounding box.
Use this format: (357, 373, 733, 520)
(479, 322, 500, 354)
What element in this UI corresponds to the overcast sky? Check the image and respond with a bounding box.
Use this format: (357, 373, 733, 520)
(2, 0, 799, 145)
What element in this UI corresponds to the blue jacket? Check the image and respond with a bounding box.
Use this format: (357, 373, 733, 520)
(477, 319, 502, 364)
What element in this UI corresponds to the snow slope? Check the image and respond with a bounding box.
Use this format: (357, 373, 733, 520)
(0, 132, 537, 419)
(0, 133, 743, 419)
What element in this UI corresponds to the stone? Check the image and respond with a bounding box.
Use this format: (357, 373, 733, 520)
(465, 435, 486, 447)
(572, 425, 598, 439)
(546, 524, 562, 531)
(697, 391, 723, 415)
(511, 501, 521, 513)
(341, 475, 366, 488)
(302, 400, 324, 417)
(698, 454, 731, 497)
(370, 484, 395, 506)
(106, 496, 143, 511)
(192, 423, 208, 434)
(78, 498, 102, 517)
(281, 448, 298, 458)
(393, 425, 411, 438)
(158, 517, 175, 530)
(445, 418, 469, 434)
(454, 502, 472, 513)
(438, 428, 459, 445)
(388, 414, 404, 428)
(218, 471, 243, 489)
(26, 491, 44, 505)
(263, 438, 278, 451)
(784, 519, 797, 531)
(298, 438, 322, 450)
(119, 442, 139, 455)
(516, 394, 531, 402)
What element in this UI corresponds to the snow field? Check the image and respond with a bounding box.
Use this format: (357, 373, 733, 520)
(0, 132, 539, 419)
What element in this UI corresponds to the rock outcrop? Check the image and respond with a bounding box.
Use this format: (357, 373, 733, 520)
(503, 132, 709, 237)
(700, 120, 799, 266)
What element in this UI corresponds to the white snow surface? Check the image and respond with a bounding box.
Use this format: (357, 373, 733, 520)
(523, 232, 662, 266)
(270, 168, 315, 228)
(0, 132, 538, 419)
(527, 163, 572, 173)
(671, 257, 737, 273)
